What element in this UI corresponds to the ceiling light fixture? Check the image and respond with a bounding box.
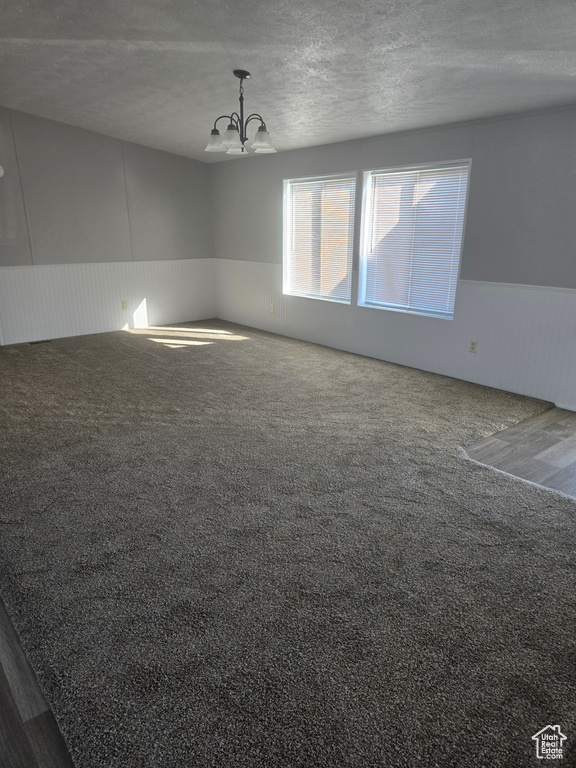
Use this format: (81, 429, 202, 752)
(205, 70, 276, 155)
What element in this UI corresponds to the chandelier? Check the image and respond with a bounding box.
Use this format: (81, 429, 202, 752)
(205, 70, 276, 155)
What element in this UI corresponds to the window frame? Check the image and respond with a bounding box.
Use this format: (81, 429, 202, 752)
(358, 159, 472, 320)
(283, 172, 358, 305)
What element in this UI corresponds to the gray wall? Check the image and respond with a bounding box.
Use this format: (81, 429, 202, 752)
(0, 109, 212, 268)
(5, 101, 574, 286)
(0, 108, 32, 267)
(0, 102, 574, 406)
(464, 109, 576, 287)
(211, 105, 576, 290)
(122, 141, 212, 263)
(211, 106, 576, 410)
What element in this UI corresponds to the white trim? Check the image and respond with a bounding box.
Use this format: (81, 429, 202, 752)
(283, 171, 358, 185)
(458, 278, 576, 294)
(459, 447, 576, 502)
(359, 161, 471, 319)
(360, 158, 472, 175)
(554, 403, 576, 413)
(211, 264, 576, 296)
(215, 258, 576, 412)
(0, 258, 215, 345)
(0, 258, 206, 273)
(283, 174, 356, 303)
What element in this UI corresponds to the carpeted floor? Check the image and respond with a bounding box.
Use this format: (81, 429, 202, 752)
(0, 321, 575, 767)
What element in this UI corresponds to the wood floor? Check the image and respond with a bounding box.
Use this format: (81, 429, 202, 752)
(465, 406, 576, 497)
(1, 406, 575, 768)
(0, 597, 74, 767)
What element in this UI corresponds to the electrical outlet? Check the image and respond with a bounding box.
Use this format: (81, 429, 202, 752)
(469, 340, 478, 353)
(122, 300, 128, 310)
(270, 303, 275, 313)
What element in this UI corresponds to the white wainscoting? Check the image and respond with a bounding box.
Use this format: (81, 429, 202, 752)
(216, 259, 576, 411)
(0, 259, 215, 345)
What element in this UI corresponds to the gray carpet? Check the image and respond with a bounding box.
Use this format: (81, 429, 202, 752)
(0, 321, 574, 767)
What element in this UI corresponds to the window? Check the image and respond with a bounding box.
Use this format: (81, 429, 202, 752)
(283, 174, 356, 303)
(359, 161, 470, 319)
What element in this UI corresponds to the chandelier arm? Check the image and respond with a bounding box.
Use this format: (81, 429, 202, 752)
(213, 113, 242, 130)
(229, 113, 242, 143)
(242, 114, 268, 146)
(245, 113, 266, 128)
(212, 114, 233, 130)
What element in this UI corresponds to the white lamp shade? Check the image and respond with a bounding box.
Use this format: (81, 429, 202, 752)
(222, 123, 242, 149)
(205, 130, 226, 152)
(252, 127, 277, 153)
(226, 146, 247, 155)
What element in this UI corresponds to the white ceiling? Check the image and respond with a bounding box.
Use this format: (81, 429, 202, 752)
(1, 0, 576, 163)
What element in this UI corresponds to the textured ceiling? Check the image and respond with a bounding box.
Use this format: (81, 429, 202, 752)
(1, 0, 576, 163)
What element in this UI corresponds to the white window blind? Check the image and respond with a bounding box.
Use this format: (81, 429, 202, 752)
(283, 175, 356, 303)
(359, 162, 470, 319)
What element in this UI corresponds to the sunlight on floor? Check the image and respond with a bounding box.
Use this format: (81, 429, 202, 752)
(148, 338, 213, 347)
(124, 325, 250, 349)
(146, 327, 240, 335)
